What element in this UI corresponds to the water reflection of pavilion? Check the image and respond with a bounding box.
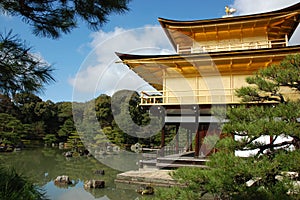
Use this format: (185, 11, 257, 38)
(117, 3, 300, 168)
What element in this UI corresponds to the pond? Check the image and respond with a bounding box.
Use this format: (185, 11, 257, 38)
(0, 147, 152, 200)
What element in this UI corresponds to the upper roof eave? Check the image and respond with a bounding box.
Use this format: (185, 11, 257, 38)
(116, 46, 300, 91)
(158, 2, 300, 27)
(158, 2, 300, 51)
(116, 45, 300, 63)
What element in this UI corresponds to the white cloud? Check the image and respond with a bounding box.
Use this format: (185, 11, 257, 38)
(232, 0, 300, 45)
(232, 0, 299, 15)
(290, 25, 300, 45)
(71, 2, 300, 102)
(70, 25, 174, 102)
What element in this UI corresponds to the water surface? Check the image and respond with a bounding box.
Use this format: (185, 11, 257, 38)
(0, 147, 147, 200)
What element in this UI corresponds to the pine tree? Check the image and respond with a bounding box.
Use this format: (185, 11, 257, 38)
(155, 55, 300, 200)
(0, 31, 54, 97)
(0, 0, 131, 38)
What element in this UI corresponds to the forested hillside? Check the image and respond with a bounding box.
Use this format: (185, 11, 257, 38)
(0, 90, 172, 150)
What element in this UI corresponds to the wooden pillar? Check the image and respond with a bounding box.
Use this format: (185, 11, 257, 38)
(189, 130, 193, 151)
(194, 106, 200, 158)
(175, 125, 179, 154)
(270, 135, 274, 152)
(160, 125, 165, 157)
(200, 126, 207, 156)
(158, 105, 166, 157)
(195, 128, 200, 157)
(270, 135, 273, 143)
(186, 129, 190, 151)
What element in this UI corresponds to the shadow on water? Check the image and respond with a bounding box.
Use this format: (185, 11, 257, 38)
(0, 146, 152, 200)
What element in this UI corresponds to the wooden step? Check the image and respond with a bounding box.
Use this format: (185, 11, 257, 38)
(156, 156, 209, 168)
(156, 163, 208, 168)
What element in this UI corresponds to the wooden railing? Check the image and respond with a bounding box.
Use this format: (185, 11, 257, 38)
(177, 38, 288, 54)
(141, 146, 186, 160)
(140, 88, 300, 106)
(140, 89, 239, 105)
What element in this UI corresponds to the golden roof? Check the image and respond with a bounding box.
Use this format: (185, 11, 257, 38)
(117, 46, 300, 90)
(117, 3, 300, 91)
(159, 3, 300, 50)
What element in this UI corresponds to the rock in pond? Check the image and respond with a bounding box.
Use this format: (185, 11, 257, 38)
(63, 151, 73, 157)
(136, 184, 154, 195)
(54, 175, 72, 185)
(84, 180, 105, 188)
(94, 169, 105, 175)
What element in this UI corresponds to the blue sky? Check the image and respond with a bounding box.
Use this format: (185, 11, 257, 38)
(1, 0, 299, 102)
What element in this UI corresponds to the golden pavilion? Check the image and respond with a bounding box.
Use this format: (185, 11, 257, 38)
(117, 3, 300, 168)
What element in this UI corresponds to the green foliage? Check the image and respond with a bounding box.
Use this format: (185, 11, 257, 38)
(155, 151, 300, 200)
(0, 89, 156, 149)
(95, 94, 114, 128)
(57, 102, 73, 122)
(246, 75, 278, 93)
(43, 134, 58, 145)
(31, 121, 46, 138)
(58, 118, 76, 138)
(236, 54, 300, 103)
(212, 55, 300, 199)
(261, 54, 300, 91)
(0, 113, 23, 145)
(13, 93, 59, 135)
(93, 90, 157, 147)
(0, 31, 55, 97)
(94, 130, 110, 145)
(56, 102, 75, 139)
(66, 132, 84, 151)
(13, 93, 42, 106)
(199, 150, 300, 200)
(154, 186, 199, 200)
(34, 101, 56, 121)
(155, 55, 300, 200)
(236, 86, 261, 102)
(0, 93, 68, 145)
(0, 0, 131, 38)
(0, 94, 17, 115)
(0, 166, 47, 200)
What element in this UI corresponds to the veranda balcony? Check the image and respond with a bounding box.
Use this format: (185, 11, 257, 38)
(140, 89, 240, 106)
(177, 38, 288, 54)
